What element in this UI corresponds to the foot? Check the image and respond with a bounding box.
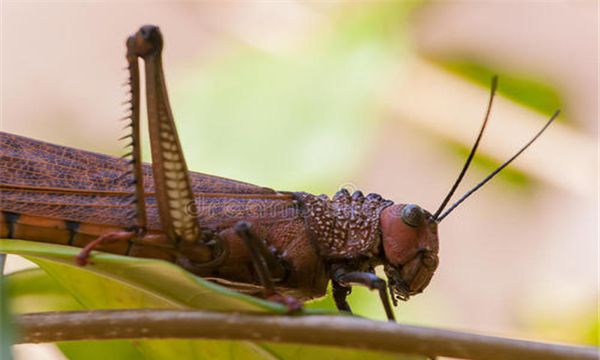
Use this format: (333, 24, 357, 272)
(267, 293, 303, 313)
(76, 231, 135, 266)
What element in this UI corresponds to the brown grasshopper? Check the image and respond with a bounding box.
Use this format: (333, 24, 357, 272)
(0, 25, 558, 321)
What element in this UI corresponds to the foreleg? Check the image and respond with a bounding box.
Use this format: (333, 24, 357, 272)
(331, 264, 396, 321)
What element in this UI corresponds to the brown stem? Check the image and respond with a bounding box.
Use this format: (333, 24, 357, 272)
(14, 310, 598, 360)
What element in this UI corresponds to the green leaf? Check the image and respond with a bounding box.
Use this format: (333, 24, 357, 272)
(6, 268, 81, 313)
(0, 240, 285, 313)
(6, 268, 146, 359)
(0, 240, 283, 359)
(2, 241, 419, 359)
(58, 341, 147, 360)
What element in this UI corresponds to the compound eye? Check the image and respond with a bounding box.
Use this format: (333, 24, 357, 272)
(400, 204, 424, 227)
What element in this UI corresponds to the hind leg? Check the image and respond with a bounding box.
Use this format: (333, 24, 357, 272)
(76, 230, 137, 266)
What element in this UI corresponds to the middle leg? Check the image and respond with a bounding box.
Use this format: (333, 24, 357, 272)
(234, 221, 301, 312)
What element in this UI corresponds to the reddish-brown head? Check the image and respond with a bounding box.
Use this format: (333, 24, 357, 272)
(379, 204, 439, 304)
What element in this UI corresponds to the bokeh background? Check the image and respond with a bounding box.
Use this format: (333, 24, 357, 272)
(2, 1, 597, 359)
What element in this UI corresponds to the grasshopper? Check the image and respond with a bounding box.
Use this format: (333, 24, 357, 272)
(0, 25, 558, 321)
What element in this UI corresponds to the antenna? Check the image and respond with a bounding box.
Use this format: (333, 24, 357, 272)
(432, 76, 498, 220)
(436, 110, 560, 222)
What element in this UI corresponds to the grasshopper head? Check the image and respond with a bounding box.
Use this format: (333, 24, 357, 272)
(127, 25, 163, 58)
(379, 204, 439, 304)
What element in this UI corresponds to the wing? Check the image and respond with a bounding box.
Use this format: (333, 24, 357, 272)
(0, 131, 297, 230)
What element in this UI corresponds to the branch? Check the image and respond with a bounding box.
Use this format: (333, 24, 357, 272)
(14, 310, 598, 360)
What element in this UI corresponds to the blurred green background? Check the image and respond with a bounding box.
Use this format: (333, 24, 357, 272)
(2, 1, 597, 359)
